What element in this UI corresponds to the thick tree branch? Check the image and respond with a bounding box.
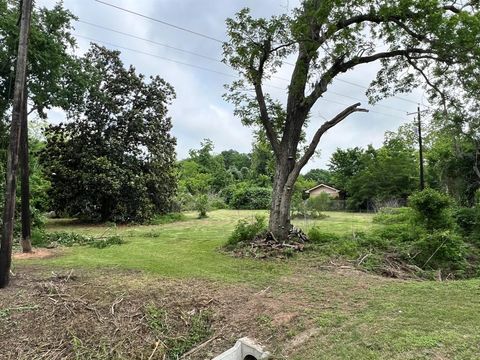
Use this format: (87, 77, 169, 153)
(250, 39, 281, 154)
(288, 102, 368, 184)
(303, 48, 434, 110)
(253, 83, 280, 154)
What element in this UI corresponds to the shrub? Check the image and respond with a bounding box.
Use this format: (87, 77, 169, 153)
(307, 228, 340, 244)
(195, 194, 209, 218)
(219, 184, 236, 206)
(372, 223, 419, 244)
(309, 231, 360, 258)
(291, 208, 328, 220)
(453, 207, 480, 236)
(209, 194, 227, 210)
(307, 193, 332, 211)
(173, 190, 196, 211)
(408, 189, 452, 230)
(373, 207, 414, 225)
(230, 185, 272, 210)
(411, 230, 467, 271)
(227, 215, 267, 246)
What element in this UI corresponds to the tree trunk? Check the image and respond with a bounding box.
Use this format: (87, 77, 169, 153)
(268, 157, 296, 241)
(0, 0, 33, 288)
(20, 82, 32, 253)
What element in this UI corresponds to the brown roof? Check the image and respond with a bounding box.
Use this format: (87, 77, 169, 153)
(305, 183, 340, 193)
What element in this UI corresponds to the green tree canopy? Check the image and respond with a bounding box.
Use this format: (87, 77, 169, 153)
(41, 45, 177, 222)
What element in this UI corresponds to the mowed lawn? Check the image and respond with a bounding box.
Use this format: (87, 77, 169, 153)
(14, 210, 480, 359)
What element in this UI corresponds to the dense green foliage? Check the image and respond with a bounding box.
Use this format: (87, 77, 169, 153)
(1, 0, 85, 235)
(177, 137, 274, 211)
(227, 215, 267, 247)
(327, 131, 419, 210)
(41, 46, 177, 223)
(309, 189, 480, 278)
(0, 0, 90, 118)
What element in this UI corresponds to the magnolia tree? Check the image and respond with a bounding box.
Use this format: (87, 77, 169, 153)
(223, 0, 480, 241)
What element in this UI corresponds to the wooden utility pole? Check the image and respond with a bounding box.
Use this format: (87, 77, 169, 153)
(417, 106, 425, 190)
(0, 0, 33, 288)
(408, 106, 427, 191)
(20, 81, 32, 253)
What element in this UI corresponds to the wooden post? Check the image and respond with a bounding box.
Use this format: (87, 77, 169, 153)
(417, 106, 425, 190)
(0, 0, 33, 288)
(20, 80, 32, 253)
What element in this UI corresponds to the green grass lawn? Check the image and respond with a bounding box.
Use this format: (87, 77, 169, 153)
(30, 210, 376, 284)
(15, 210, 480, 359)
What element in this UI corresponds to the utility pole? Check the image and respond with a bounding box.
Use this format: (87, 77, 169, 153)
(408, 106, 427, 191)
(20, 81, 32, 253)
(0, 0, 33, 288)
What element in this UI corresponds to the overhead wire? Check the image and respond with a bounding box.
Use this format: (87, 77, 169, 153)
(90, 1, 422, 108)
(94, 0, 224, 43)
(75, 20, 410, 115)
(74, 34, 237, 78)
(76, 20, 221, 63)
(73, 33, 407, 121)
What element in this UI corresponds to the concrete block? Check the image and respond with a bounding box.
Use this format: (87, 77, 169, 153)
(212, 337, 271, 360)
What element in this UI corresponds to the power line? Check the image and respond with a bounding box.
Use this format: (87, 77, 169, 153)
(74, 34, 236, 78)
(94, 0, 224, 43)
(72, 34, 406, 121)
(76, 20, 221, 63)
(88, 2, 420, 107)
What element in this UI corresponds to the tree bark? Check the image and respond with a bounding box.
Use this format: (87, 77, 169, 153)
(20, 82, 32, 253)
(269, 157, 290, 240)
(268, 104, 367, 241)
(0, 0, 33, 288)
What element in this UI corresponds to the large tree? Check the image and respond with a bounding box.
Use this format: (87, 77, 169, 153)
(0, 0, 33, 288)
(1, 0, 91, 251)
(41, 45, 177, 223)
(223, 0, 480, 240)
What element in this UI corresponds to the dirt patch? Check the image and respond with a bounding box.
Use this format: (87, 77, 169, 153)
(12, 248, 57, 260)
(0, 266, 316, 359)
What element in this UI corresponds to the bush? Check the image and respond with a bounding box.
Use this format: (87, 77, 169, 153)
(219, 185, 236, 206)
(227, 215, 267, 246)
(408, 189, 452, 230)
(453, 207, 480, 236)
(173, 190, 196, 211)
(230, 185, 272, 210)
(373, 207, 414, 225)
(372, 223, 419, 244)
(209, 194, 227, 210)
(411, 230, 467, 271)
(195, 194, 209, 218)
(307, 228, 340, 244)
(307, 193, 332, 211)
(291, 198, 329, 220)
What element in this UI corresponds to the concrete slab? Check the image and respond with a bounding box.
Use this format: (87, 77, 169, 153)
(212, 337, 271, 360)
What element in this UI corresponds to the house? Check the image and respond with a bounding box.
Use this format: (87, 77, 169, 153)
(305, 183, 341, 199)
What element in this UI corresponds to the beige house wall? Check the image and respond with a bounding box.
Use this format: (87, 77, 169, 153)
(309, 186, 339, 198)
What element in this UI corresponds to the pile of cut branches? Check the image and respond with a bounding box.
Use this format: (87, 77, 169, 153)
(235, 227, 309, 259)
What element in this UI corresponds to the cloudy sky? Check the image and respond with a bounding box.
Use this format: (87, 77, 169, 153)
(36, 0, 426, 171)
